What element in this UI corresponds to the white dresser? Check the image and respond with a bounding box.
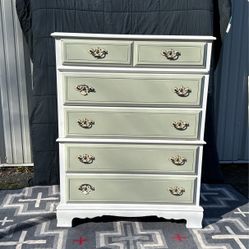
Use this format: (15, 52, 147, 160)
(52, 33, 215, 228)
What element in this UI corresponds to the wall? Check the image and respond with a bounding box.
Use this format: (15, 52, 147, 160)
(0, 0, 32, 166)
(0, 0, 247, 165)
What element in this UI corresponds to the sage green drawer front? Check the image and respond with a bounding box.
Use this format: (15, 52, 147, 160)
(67, 175, 196, 204)
(62, 39, 132, 65)
(134, 41, 206, 67)
(65, 108, 201, 139)
(63, 73, 204, 106)
(66, 144, 199, 174)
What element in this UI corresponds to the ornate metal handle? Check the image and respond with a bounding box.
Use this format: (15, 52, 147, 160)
(173, 120, 189, 131)
(75, 84, 95, 96)
(169, 186, 185, 196)
(162, 49, 181, 60)
(78, 154, 95, 164)
(174, 86, 191, 97)
(79, 184, 95, 195)
(77, 118, 95, 129)
(170, 155, 187, 166)
(89, 47, 108, 59)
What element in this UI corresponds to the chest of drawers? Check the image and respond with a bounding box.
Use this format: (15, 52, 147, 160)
(52, 33, 215, 228)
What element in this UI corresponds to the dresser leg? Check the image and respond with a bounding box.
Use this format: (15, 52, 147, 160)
(185, 212, 203, 229)
(56, 210, 73, 227)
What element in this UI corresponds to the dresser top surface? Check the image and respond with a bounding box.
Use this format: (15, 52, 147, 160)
(51, 32, 215, 41)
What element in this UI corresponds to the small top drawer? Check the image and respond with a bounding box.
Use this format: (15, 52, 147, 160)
(61, 39, 132, 66)
(134, 41, 207, 68)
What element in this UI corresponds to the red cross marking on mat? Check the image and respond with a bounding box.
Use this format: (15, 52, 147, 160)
(73, 237, 87, 245)
(172, 234, 187, 241)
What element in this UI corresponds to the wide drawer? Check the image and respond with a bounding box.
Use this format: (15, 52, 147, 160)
(62, 73, 205, 107)
(67, 175, 196, 204)
(61, 39, 132, 66)
(65, 144, 199, 174)
(64, 107, 201, 139)
(134, 41, 207, 68)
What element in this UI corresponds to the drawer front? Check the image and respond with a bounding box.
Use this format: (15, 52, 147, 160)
(67, 175, 195, 204)
(63, 73, 204, 107)
(62, 39, 132, 65)
(134, 41, 206, 67)
(65, 108, 201, 139)
(65, 144, 199, 174)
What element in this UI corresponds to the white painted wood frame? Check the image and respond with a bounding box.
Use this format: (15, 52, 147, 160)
(53, 33, 214, 228)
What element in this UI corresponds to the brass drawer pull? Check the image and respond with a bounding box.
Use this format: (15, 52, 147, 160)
(79, 184, 95, 195)
(89, 47, 108, 59)
(77, 118, 95, 129)
(173, 120, 189, 131)
(78, 154, 95, 164)
(169, 186, 185, 196)
(174, 86, 191, 97)
(75, 84, 95, 96)
(170, 155, 187, 166)
(162, 49, 181, 60)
